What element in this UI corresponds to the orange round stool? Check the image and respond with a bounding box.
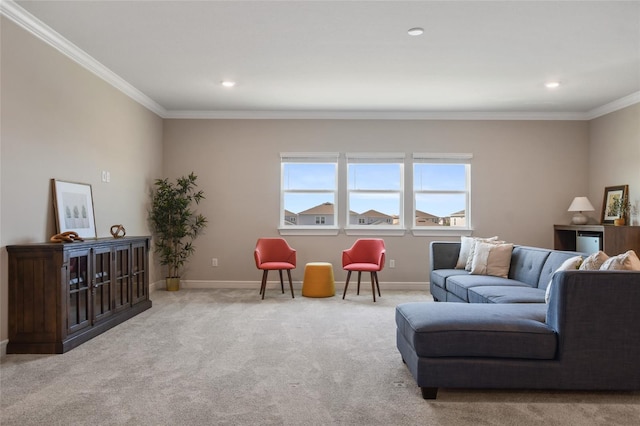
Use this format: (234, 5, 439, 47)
(302, 262, 335, 297)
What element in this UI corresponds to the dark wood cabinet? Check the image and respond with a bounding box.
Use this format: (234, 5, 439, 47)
(554, 224, 640, 254)
(7, 236, 152, 354)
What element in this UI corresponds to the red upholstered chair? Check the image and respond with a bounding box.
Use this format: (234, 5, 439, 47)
(254, 238, 296, 300)
(342, 238, 386, 302)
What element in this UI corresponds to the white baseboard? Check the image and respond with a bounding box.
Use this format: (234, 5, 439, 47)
(151, 279, 427, 292)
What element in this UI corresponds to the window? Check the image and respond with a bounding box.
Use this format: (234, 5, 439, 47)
(346, 153, 404, 229)
(280, 153, 338, 229)
(280, 152, 471, 236)
(413, 153, 472, 229)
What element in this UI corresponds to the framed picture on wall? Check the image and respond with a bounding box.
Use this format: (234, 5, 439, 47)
(601, 184, 629, 224)
(52, 179, 97, 238)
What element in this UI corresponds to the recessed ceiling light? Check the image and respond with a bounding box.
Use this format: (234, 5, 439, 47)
(408, 27, 424, 36)
(221, 81, 236, 88)
(545, 81, 561, 89)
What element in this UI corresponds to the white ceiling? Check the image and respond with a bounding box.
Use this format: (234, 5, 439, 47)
(6, 0, 640, 119)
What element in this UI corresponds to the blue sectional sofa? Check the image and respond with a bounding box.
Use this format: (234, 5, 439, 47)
(396, 241, 640, 399)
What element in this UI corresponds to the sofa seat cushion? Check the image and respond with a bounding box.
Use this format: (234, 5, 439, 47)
(395, 302, 556, 360)
(468, 286, 546, 304)
(430, 269, 470, 289)
(445, 274, 530, 302)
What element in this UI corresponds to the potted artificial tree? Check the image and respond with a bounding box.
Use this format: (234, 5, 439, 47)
(608, 195, 631, 226)
(149, 172, 207, 291)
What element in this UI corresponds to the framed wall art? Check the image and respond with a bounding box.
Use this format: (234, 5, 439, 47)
(52, 179, 97, 238)
(601, 184, 629, 224)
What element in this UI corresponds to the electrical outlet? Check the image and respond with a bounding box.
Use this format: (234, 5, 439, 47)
(211, 258, 218, 267)
(389, 259, 395, 268)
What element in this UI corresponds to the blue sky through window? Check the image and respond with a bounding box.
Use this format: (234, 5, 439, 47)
(414, 164, 467, 217)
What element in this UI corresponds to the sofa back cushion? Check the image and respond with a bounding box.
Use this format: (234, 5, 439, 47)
(538, 251, 585, 289)
(430, 241, 461, 271)
(508, 246, 552, 287)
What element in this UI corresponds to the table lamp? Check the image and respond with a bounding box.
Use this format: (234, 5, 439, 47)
(568, 196, 594, 225)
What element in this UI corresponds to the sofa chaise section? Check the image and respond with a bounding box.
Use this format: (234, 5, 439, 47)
(397, 271, 640, 399)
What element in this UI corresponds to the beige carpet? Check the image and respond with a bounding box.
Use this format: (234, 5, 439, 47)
(1, 288, 639, 425)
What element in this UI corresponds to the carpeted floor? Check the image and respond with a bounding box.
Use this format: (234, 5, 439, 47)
(1, 288, 639, 425)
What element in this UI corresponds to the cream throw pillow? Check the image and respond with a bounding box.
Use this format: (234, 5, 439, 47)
(600, 250, 640, 271)
(455, 236, 499, 269)
(464, 238, 502, 271)
(545, 255, 583, 303)
(469, 242, 514, 278)
(579, 251, 609, 270)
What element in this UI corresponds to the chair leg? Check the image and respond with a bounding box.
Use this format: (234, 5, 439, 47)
(357, 271, 362, 295)
(260, 270, 269, 300)
(278, 270, 285, 293)
(342, 271, 352, 299)
(286, 269, 295, 298)
(370, 272, 376, 302)
(373, 271, 381, 297)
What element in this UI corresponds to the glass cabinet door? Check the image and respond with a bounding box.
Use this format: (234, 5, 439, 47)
(113, 244, 131, 312)
(93, 247, 113, 323)
(131, 241, 148, 305)
(67, 249, 91, 335)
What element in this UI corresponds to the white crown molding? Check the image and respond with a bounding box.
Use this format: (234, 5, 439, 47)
(1, 0, 167, 118)
(164, 109, 589, 121)
(3, 0, 638, 122)
(585, 91, 640, 120)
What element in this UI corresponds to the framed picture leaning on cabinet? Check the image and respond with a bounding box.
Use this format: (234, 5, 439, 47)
(52, 179, 97, 238)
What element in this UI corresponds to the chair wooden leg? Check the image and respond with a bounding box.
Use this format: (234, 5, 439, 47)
(287, 269, 294, 298)
(260, 270, 269, 299)
(373, 271, 381, 297)
(370, 272, 376, 302)
(357, 271, 362, 295)
(342, 271, 352, 299)
(278, 270, 285, 293)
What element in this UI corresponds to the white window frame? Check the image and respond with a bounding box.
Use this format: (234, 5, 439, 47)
(411, 153, 473, 237)
(279, 152, 339, 236)
(345, 152, 405, 236)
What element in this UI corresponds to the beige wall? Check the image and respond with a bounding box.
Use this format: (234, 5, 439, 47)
(163, 118, 589, 287)
(0, 18, 164, 343)
(588, 104, 640, 225)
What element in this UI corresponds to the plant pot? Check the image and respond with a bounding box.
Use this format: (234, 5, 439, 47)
(614, 218, 626, 226)
(166, 277, 180, 291)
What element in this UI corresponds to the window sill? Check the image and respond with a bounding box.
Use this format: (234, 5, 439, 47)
(344, 228, 406, 237)
(411, 228, 473, 237)
(278, 227, 340, 236)
(278, 227, 473, 237)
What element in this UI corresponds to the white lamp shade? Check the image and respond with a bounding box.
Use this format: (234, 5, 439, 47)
(568, 197, 595, 212)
